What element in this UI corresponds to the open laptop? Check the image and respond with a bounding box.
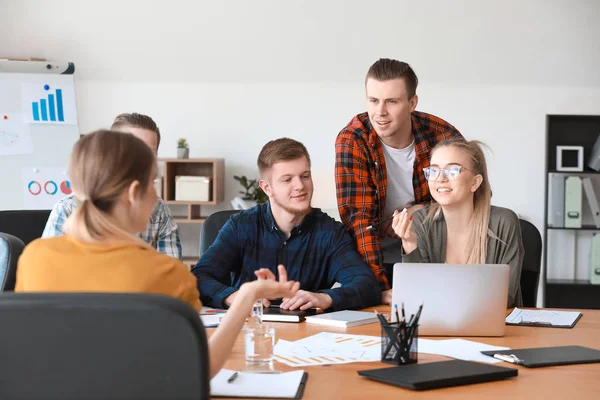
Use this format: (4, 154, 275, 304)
(392, 263, 509, 337)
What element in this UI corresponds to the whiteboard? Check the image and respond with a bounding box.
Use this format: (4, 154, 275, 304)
(0, 72, 80, 210)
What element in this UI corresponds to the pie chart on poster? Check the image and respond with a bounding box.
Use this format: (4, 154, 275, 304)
(60, 180, 72, 195)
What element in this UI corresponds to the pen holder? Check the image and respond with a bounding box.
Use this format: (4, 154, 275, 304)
(380, 322, 419, 365)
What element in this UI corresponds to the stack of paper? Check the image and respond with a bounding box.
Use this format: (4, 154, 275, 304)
(274, 332, 382, 367)
(417, 339, 510, 364)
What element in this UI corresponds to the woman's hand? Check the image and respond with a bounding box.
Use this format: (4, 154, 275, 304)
(392, 208, 417, 254)
(248, 264, 299, 305)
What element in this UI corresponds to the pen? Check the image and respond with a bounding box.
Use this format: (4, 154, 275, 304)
(492, 354, 524, 365)
(366, 215, 395, 231)
(227, 371, 239, 383)
(401, 302, 406, 320)
(394, 304, 400, 323)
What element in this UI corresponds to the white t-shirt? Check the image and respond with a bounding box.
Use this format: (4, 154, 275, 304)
(380, 139, 416, 263)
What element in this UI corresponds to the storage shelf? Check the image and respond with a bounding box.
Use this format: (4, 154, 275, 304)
(182, 257, 198, 270)
(174, 217, 206, 224)
(548, 170, 600, 175)
(547, 226, 600, 231)
(165, 200, 218, 206)
(547, 279, 593, 286)
(544, 114, 600, 309)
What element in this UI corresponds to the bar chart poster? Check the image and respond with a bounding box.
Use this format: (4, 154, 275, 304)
(22, 83, 77, 125)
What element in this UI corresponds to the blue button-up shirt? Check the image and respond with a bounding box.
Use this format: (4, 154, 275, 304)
(192, 203, 380, 310)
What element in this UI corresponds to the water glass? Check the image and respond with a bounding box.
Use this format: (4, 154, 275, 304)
(243, 323, 275, 367)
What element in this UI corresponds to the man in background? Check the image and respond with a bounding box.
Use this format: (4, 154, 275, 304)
(42, 113, 182, 260)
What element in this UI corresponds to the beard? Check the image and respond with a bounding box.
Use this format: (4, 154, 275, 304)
(271, 194, 312, 217)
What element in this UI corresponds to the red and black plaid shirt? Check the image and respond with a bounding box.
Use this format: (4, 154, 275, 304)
(335, 111, 463, 289)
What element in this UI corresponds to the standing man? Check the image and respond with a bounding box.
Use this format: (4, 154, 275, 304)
(335, 59, 463, 303)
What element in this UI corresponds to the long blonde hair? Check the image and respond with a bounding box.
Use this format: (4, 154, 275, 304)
(64, 130, 156, 246)
(424, 138, 493, 264)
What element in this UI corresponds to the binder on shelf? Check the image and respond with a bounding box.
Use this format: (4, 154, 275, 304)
(547, 173, 565, 227)
(591, 233, 600, 285)
(564, 176, 582, 228)
(582, 178, 600, 229)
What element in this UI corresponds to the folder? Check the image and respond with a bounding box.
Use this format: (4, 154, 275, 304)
(505, 308, 582, 328)
(582, 177, 600, 228)
(357, 360, 518, 391)
(481, 345, 600, 368)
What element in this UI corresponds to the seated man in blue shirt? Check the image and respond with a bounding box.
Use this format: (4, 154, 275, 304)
(192, 138, 380, 311)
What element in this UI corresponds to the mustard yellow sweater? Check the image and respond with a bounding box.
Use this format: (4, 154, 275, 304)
(16, 236, 201, 311)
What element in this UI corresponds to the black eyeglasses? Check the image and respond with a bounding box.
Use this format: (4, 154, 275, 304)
(423, 164, 474, 181)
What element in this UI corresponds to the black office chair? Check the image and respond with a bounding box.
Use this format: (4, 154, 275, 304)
(519, 219, 542, 308)
(0, 293, 210, 400)
(199, 210, 240, 257)
(0, 209, 52, 245)
(0, 233, 25, 291)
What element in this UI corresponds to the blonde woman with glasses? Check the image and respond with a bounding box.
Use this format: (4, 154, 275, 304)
(392, 137, 524, 307)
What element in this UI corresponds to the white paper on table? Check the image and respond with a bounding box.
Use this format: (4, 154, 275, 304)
(210, 369, 305, 398)
(0, 114, 33, 156)
(417, 338, 509, 364)
(274, 332, 382, 367)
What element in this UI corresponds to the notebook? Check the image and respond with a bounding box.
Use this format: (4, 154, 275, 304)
(506, 308, 582, 328)
(358, 360, 518, 391)
(210, 369, 308, 398)
(305, 310, 379, 328)
(481, 345, 600, 368)
(261, 307, 317, 323)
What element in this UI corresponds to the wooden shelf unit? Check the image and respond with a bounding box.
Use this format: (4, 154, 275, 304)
(158, 158, 224, 223)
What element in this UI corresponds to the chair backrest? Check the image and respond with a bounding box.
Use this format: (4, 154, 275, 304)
(0, 293, 210, 400)
(0, 209, 52, 245)
(519, 219, 542, 307)
(0, 233, 25, 291)
(199, 210, 240, 257)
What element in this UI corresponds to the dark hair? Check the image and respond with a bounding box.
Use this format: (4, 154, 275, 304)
(65, 129, 156, 244)
(257, 138, 311, 176)
(366, 58, 419, 98)
(111, 113, 161, 148)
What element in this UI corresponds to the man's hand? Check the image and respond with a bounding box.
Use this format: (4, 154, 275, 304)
(280, 290, 333, 311)
(223, 292, 238, 307)
(381, 289, 392, 305)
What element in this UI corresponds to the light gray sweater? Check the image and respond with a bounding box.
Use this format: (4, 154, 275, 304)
(403, 205, 524, 307)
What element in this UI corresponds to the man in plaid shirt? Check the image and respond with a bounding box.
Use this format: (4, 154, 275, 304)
(335, 59, 463, 303)
(42, 113, 182, 260)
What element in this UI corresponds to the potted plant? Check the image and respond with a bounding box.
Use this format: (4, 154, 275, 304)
(233, 175, 269, 206)
(177, 138, 189, 159)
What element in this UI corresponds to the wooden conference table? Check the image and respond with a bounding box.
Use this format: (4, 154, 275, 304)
(213, 306, 600, 399)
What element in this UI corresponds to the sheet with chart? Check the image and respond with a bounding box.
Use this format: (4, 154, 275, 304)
(274, 332, 382, 367)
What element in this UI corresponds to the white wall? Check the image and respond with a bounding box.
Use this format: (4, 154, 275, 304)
(2, 0, 600, 301)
